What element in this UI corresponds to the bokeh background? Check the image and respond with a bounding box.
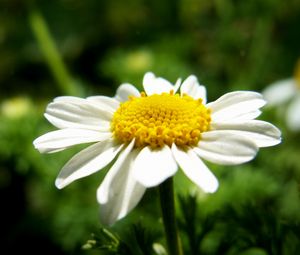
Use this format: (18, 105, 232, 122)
(1, 0, 300, 254)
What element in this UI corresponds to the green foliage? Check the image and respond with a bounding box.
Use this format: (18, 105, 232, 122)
(1, 0, 300, 254)
(82, 224, 161, 255)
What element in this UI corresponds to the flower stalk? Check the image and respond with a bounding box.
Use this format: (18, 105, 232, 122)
(28, 7, 81, 96)
(159, 178, 183, 255)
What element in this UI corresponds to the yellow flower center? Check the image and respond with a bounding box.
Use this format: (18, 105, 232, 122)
(111, 91, 211, 149)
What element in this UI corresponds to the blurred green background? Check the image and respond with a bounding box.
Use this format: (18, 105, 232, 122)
(1, 0, 300, 254)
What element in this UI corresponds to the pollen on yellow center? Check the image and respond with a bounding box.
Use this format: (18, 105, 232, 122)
(111, 91, 211, 149)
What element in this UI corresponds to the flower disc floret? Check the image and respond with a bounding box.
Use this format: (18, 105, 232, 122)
(111, 91, 211, 148)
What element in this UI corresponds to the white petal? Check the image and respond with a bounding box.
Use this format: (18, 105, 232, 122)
(207, 91, 266, 122)
(210, 120, 281, 147)
(286, 95, 300, 131)
(194, 131, 258, 165)
(174, 78, 182, 93)
(132, 145, 178, 187)
(54, 96, 116, 113)
(172, 144, 218, 193)
(53, 96, 86, 104)
(87, 96, 120, 110)
(180, 75, 207, 103)
(97, 140, 146, 225)
(45, 100, 112, 130)
(33, 129, 111, 153)
(97, 139, 135, 204)
(262, 78, 297, 106)
(115, 83, 140, 102)
(55, 139, 123, 189)
(143, 72, 175, 95)
(229, 110, 262, 121)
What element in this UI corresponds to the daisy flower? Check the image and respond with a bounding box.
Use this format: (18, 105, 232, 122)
(33, 72, 281, 225)
(262, 60, 300, 131)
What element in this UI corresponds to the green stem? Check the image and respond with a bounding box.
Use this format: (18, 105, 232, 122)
(159, 178, 183, 255)
(28, 7, 81, 96)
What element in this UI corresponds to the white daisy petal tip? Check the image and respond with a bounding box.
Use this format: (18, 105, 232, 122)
(96, 140, 146, 225)
(207, 91, 267, 122)
(32, 137, 40, 149)
(33, 136, 64, 154)
(174, 78, 182, 93)
(171, 144, 219, 193)
(185, 74, 198, 84)
(180, 74, 207, 102)
(115, 83, 140, 102)
(32, 129, 111, 154)
(55, 178, 65, 189)
(262, 78, 297, 107)
(286, 95, 300, 131)
(142, 72, 175, 95)
(195, 131, 261, 165)
(53, 140, 123, 190)
(269, 124, 282, 145)
(143, 72, 155, 83)
(132, 146, 178, 187)
(44, 99, 113, 130)
(204, 179, 219, 193)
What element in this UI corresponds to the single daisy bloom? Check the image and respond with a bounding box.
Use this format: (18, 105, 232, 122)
(263, 60, 300, 131)
(33, 72, 281, 225)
